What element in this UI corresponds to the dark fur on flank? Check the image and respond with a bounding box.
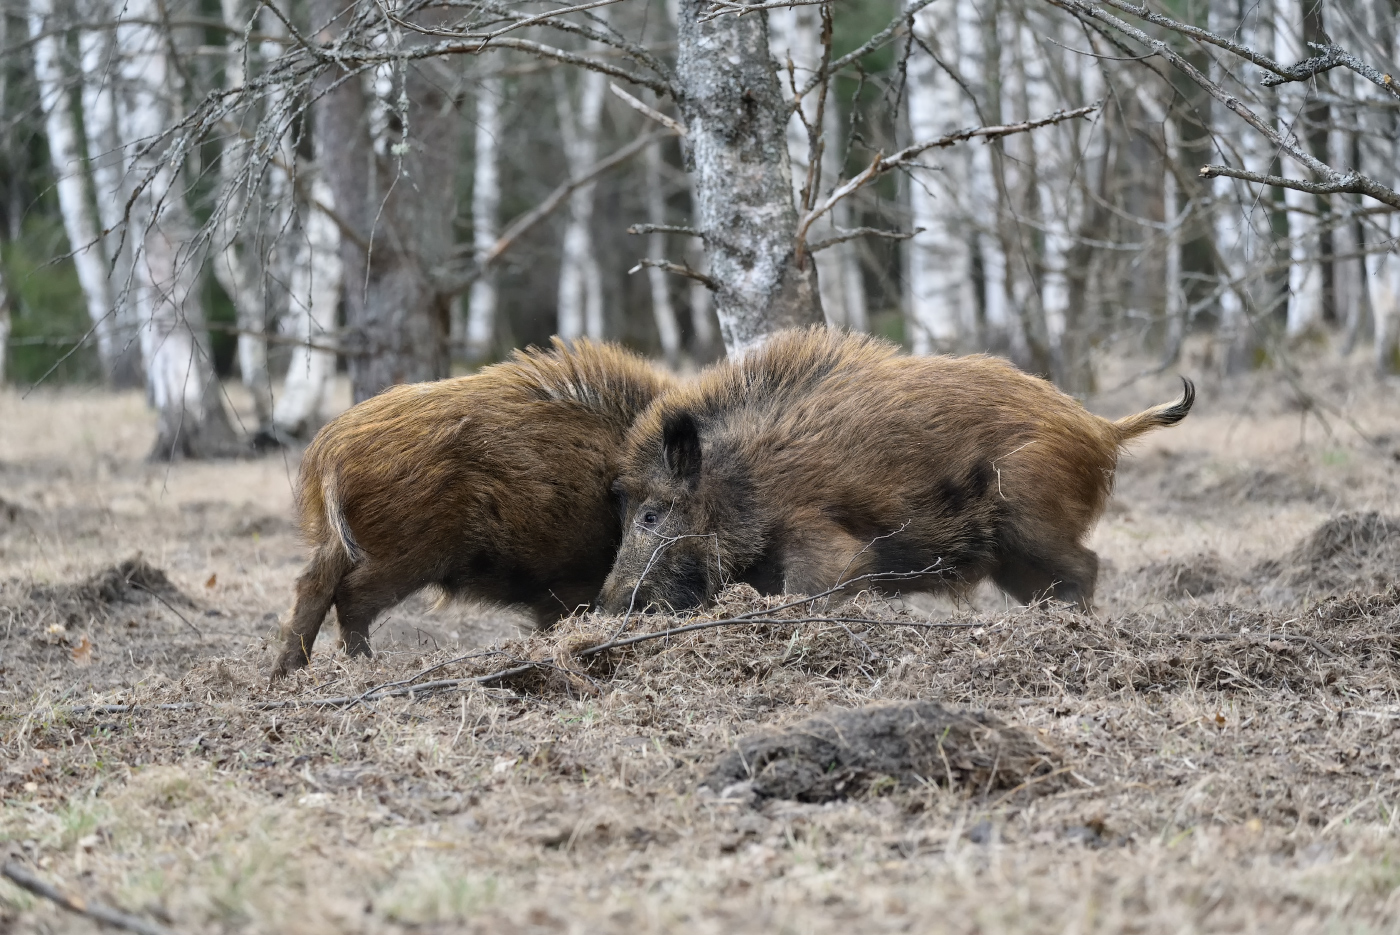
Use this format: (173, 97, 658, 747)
(271, 338, 675, 678)
(598, 328, 1193, 615)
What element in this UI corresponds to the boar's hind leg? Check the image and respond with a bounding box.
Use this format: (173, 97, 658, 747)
(272, 543, 353, 678)
(992, 542, 1098, 611)
(333, 562, 420, 658)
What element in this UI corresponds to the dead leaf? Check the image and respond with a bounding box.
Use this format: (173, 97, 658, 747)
(205, 573, 218, 588)
(71, 636, 93, 666)
(1215, 712, 1226, 726)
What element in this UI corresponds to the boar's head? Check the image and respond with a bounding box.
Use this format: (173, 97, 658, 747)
(598, 410, 754, 615)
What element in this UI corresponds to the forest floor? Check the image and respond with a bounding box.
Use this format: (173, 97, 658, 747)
(2, 348, 1399, 934)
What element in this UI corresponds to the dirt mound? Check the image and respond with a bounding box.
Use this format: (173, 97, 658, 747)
(701, 701, 1060, 803)
(22, 556, 194, 626)
(1140, 551, 1232, 599)
(1264, 512, 1400, 593)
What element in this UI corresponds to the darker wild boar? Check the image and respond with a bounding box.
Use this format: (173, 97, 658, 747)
(271, 338, 674, 678)
(598, 328, 1193, 615)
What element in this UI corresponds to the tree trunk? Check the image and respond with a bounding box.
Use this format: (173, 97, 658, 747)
(115, 0, 238, 459)
(0, 265, 9, 385)
(464, 73, 502, 363)
(273, 173, 342, 439)
(958, 0, 1008, 351)
(673, 0, 822, 354)
(554, 63, 608, 340)
(644, 137, 682, 364)
(211, 0, 272, 426)
(905, 0, 972, 354)
(686, 234, 717, 355)
(1274, 0, 1323, 337)
(312, 0, 461, 403)
(769, 3, 866, 332)
(77, 0, 142, 387)
(29, 0, 119, 377)
(1364, 0, 1400, 373)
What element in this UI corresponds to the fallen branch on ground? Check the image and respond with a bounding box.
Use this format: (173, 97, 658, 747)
(1, 862, 179, 935)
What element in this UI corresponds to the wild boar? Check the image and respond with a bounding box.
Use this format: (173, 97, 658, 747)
(271, 338, 674, 678)
(598, 328, 1193, 615)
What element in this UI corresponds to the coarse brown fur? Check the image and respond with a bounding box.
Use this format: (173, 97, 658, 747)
(271, 338, 675, 678)
(598, 328, 1193, 615)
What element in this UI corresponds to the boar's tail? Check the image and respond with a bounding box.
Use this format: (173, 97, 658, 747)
(1111, 377, 1195, 444)
(320, 471, 364, 564)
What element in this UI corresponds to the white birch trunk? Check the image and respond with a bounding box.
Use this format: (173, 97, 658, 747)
(116, 0, 235, 458)
(0, 267, 9, 385)
(211, 0, 272, 424)
(1363, 0, 1400, 372)
(77, 0, 141, 386)
(769, 4, 866, 331)
(686, 236, 716, 353)
(957, 0, 1008, 344)
(1024, 18, 1085, 363)
(554, 58, 607, 340)
(643, 138, 682, 364)
(905, 0, 971, 354)
(1331, 105, 1365, 353)
(673, 0, 823, 353)
(29, 0, 118, 375)
(464, 74, 502, 362)
(273, 174, 342, 439)
(1208, 0, 1253, 361)
(1275, 0, 1323, 336)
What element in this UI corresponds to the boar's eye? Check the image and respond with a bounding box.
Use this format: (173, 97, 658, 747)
(640, 509, 660, 527)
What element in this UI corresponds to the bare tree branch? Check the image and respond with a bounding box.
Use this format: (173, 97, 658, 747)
(1041, 0, 1400, 209)
(1, 863, 177, 935)
(796, 103, 1099, 258)
(609, 82, 687, 136)
(1262, 42, 1400, 101)
(808, 226, 922, 253)
(1200, 165, 1400, 209)
(627, 258, 719, 290)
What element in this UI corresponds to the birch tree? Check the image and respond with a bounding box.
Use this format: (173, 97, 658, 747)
(769, 3, 866, 332)
(210, 0, 273, 426)
(463, 73, 503, 363)
(77, 0, 141, 387)
(116, 0, 238, 458)
(1273, 0, 1324, 337)
(642, 136, 682, 363)
(272, 173, 342, 439)
(555, 63, 608, 340)
(905, 0, 973, 353)
(29, 0, 118, 378)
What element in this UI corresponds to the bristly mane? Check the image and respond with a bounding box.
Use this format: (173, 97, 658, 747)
(502, 337, 670, 424)
(678, 327, 898, 424)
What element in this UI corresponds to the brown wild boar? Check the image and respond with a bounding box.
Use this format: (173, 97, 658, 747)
(598, 328, 1193, 615)
(271, 338, 674, 678)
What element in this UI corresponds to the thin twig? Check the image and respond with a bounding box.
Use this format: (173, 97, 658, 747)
(1180, 632, 1336, 659)
(126, 581, 202, 639)
(1199, 164, 1399, 208)
(627, 258, 718, 289)
(609, 83, 687, 136)
(796, 104, 1098, 254)
(1, 863, 180, 935)
(808, 226, 922, 253)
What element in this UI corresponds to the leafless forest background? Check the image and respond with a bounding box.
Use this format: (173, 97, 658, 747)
(0, 0, 1397, 458)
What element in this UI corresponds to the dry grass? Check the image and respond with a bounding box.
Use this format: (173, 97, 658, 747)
(2, 355, 1400, 934)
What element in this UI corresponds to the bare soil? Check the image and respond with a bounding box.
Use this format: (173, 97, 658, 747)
(2, 351, 1399, 934)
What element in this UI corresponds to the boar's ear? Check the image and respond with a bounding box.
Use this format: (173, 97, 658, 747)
(661, 412, 702, 485)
